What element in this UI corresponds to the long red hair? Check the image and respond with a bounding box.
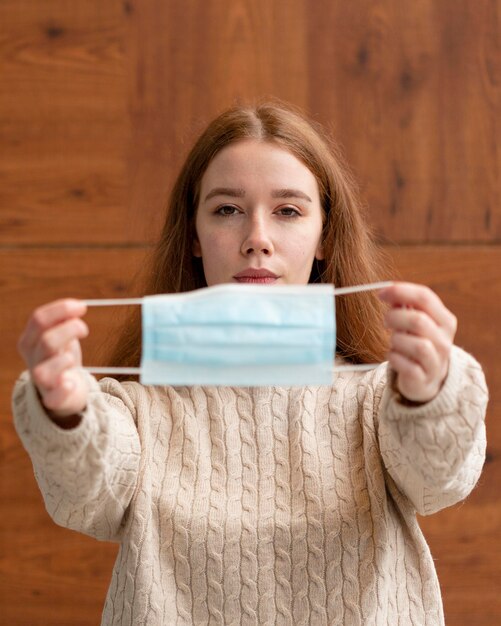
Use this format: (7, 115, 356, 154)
(109, 100, 393, 377)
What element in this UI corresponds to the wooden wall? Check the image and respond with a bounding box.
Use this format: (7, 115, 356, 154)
(1, 1, 500, 623)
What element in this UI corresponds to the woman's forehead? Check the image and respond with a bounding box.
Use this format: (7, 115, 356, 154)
(201, 139, 319, 195)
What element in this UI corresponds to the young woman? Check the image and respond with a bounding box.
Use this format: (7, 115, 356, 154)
(13, 101, 488, 625)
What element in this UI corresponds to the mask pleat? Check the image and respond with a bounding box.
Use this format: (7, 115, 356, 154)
(141, 284, 336, 386)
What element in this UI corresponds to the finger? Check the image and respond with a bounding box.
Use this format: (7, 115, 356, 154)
(385, 305, 439, 336)
(388, 350, 427, 383)
(19, 299, 87, 356)
(31, 351, 77, 394)
(379, 282, 457, 332)
(32, 318, 89, 365)
(389, 331, 440, 376)
(385, 307, 454, 351)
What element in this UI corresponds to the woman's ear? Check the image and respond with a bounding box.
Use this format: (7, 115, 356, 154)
(315, 241, 325, 261)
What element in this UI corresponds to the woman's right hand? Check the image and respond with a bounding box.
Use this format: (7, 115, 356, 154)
(17, 299, 90, 419)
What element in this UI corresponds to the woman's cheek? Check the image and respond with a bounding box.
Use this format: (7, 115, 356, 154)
(203, 229, 237, 266)
(285, 235, 312, 262)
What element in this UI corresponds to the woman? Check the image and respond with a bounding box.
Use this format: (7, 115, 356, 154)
(13, 101, 488, 625)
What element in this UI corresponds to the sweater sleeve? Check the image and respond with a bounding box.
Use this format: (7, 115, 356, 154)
(11, 370, 141, 542)
(376, 345, 488, 516)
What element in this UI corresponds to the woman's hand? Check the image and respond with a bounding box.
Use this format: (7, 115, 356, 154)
(378, 283, 457, 403)
(17, 299, 89, 419)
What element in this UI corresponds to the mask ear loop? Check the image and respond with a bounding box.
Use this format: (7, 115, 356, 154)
(81, 297, 143, 376)
(81, 281, 394, 377)
(332, 280, 393, 372)
(334, 281, 392, 296)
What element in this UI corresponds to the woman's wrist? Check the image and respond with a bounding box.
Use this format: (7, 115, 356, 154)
(47, 412, 83, 429)
(34, 385, 84, 429)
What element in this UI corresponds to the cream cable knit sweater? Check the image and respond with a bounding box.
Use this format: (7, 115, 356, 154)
(12, 345, 488, 626)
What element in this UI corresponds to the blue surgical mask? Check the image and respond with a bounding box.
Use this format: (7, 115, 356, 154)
(84, 281, 391, 386)
(142, 283, 334, 386)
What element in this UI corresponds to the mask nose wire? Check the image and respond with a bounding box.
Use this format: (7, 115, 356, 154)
(81, 280, 394, 376)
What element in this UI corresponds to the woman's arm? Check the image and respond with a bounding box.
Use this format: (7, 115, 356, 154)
(376, 283, 488, 514)
(13, 298, 141, 540)
(12, 371, 141, 541)
(376, 345, 488, 515)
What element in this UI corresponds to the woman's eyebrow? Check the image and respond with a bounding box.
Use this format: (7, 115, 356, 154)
(204, 187, 312, 202)
(204, 187, 245, 201)
(271, 188, 312, 202)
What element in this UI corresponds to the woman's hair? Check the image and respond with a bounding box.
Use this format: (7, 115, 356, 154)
(109, 99, 392, 375)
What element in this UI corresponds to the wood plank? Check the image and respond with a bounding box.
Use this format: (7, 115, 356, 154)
(1, 246, 500, 624)
(0, 0, 132, 244)
(307, 0, 501, 242)
(126, 0, 312, 242)
(4, 0, 499, 247)
(127, 0, 500, 244)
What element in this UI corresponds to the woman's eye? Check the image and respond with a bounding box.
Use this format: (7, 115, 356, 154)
(216, 205, 239, 216)
(278, 206, 300, 217)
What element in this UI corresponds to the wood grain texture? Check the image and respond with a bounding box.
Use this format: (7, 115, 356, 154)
(126, 0, 311, 242)
(126, 0, 501, 243)
(0, 0, 130, 244)
(308, 0, 501, 242)
(2, 0, 499, 245)
(1, 246, 500, 625)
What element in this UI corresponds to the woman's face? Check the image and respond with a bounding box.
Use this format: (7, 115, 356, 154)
(193, 139, 325, 286)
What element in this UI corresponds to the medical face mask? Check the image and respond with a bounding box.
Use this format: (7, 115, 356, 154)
(84, 281, 391, 386)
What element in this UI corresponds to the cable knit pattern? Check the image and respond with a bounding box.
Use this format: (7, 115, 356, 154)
(12, 345, 488, 625)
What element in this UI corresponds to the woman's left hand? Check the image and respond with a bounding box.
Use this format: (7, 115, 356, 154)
(378, 282, 458, 403)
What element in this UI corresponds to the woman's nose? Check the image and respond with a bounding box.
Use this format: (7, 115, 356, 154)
(240, 217, 274, 256)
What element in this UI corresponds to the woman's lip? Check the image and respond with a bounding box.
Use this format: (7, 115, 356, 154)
(234, 277, 278, 284)
(233, 269, 278, 278)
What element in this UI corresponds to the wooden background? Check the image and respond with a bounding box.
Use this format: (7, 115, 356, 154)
(1, 0, 500, 623)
